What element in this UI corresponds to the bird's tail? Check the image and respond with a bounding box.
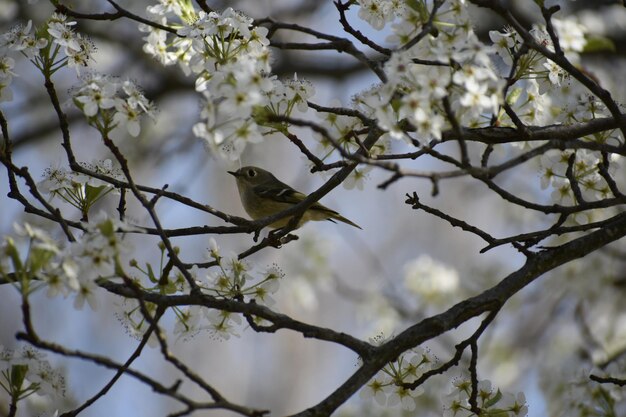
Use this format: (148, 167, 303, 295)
(328, 214, 362, 229)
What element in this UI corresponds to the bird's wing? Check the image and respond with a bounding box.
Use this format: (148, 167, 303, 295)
(254, 183, 305, 205)
(254, 184, 336, 213)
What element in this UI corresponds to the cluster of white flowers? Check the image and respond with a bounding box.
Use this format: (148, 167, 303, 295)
(70, 214, 137, 309)
(2, 15, 152, 138)
(356, 0, 503, 143)
(141, 2, 315, 160)
(403, 255, 460, 306)
(2, 14, 95, 77)
(167, 239, 282, 340)
(106, 236, 283, 343)
(359, 343, 436, 411)
(1, 20, 48, 60)
(206, 259, 282, 306)
(541, 360, 626, 417)
(316, 102, 365, 152)
(114, 297, 161, 347)
(357, 0, 408, 31)
(46, 13, 96, 74)
(537, 253, 626, 416)
(0, 54, 15, 101)
(0, 345, 66, 406)
(70, 74, 156, 137)
(552, 18, 587, 54)
(312, 98, 386, 188)
(489, 18, 625, 214)
(490, 18, 586, 95)
(0, 20, 45, 101)
(1, 216, 135, 311)
(443, 378, 528, 417)
(264, 75, 315, 121)
(38, 159, 123, 217)
(356, 0, 621, 216)
(539, 149, 617, 204)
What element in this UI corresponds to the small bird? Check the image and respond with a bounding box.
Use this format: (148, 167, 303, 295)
(228, 166, 361, 230)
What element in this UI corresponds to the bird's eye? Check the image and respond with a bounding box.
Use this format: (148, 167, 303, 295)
(247, 169, 256, 177)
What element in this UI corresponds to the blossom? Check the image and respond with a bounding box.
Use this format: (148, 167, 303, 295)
(501, 392, 528, 416)
(457, 75, 500, 122)
(141, 6, 273, 161)
(409, 105, 445, 140)
(250, 264, 283, 306)
(147, 0, 184, 17)
(384, 51, 414, 83)
(71, 274, 99, 310)
(360, 377, 390, 406)
(113, 99, 142, 137)
(205, 309, 241, 340)
(357, 0, 396, 30)
(552, 18, 586, 52)
(343, 166, 371, 190)
(66, 34, 96, 74)
(544, 60, 564, 86)
(114, 299, 160, 347)
(387, 386, 418, 410)
(38, 160, 123, 219)
(0, 55, 15, 81)
(0, 55, 15, 102)
(404, 255, 460, 303)
(218, 81, 263, 117)
(0, 345, 66, 400)
(208, 238, 220, 259)
(443, 378, 524, 417)
(70, 73, 154, 136)
(284, 74, 315, 112)
(13, 223, 60, 255)
(47, 13, 80, 52)
(173, 306, 203, 340)
(122, 80, 153, 114)
(283, 277, 319, 311)
(489, 27, 520, 66)
(72, 73, 118, 117)
(2, 20, 48, 59)
(141, 25, 176, 65)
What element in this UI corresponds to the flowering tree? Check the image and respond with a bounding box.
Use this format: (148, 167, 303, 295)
(1, 0, 626, 416)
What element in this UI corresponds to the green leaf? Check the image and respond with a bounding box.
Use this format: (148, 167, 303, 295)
(97, 218, 115, 237)
(484, 408, 510, 417)
(390, 97, 402, 113)
(583, 36, 616, 53)
(85, 184, 108, 204)
(484, 389, 503, 408)
(406, 0, 428, 18)
(28, 247, 55, 275)
(506, 87, 523, 106)
(4, 237, 24, 274)
(161, 281, 177, 294)
(10, 364, 28, 393)
(146, 263, 158, 283)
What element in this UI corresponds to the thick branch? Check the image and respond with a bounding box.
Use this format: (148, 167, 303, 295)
(293, 209, 626, 416)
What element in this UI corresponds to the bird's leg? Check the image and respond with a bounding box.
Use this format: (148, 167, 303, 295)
(267, 227, 285, 247)
(280, 233, 299, 245)
(266, 227, 299, 247)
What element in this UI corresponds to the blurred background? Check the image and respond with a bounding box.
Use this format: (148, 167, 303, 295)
(2, 0, 626, 416)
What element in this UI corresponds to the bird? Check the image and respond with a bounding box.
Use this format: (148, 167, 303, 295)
(228, 166, 361, 230)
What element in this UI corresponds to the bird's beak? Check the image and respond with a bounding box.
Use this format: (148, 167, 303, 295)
(227, 170, 240, 177)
